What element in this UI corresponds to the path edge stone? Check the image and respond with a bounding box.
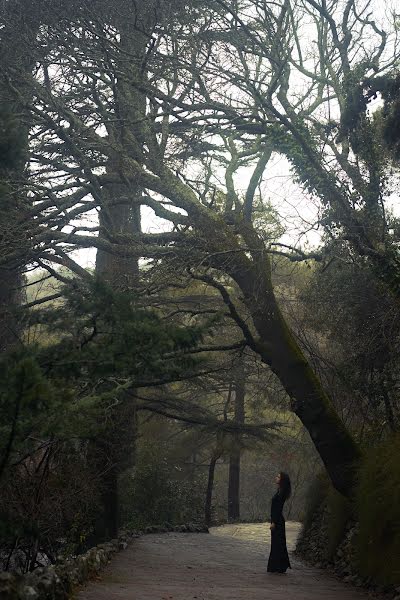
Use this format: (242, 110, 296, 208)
(0, 523, 209, 600)
(295, 505, 399, 600)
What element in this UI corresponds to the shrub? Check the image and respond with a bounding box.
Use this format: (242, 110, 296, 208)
(353, 433, 400, 585)
(0, 442, 101, 572)
(325, 486, 352, 560)
(300, 471, 352, 561)
(119, 446, 206, 529)
(301, 471, 329, 532)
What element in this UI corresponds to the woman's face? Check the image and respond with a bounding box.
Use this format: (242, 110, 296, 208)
(275, 473, 281, 485)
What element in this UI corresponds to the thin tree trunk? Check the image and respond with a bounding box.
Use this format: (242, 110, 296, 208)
(102, 462, 119, 540)
(205, 454, 218, 527)
(205, 431, 224, 526)
(228, 361, 245, 522)
(228, 446, 241, 521)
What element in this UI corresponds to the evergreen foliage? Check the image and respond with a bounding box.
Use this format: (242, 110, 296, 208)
(0, 348, 58, 480)
(0, 348, 99, 570)
(300, 245, 400, 435)
(35, 277, 207, 386)
(120, 442, 205, 529)
(0, 277, 210, 569)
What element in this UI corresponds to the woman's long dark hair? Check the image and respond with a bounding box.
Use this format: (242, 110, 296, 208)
(278, 472, 292, 500)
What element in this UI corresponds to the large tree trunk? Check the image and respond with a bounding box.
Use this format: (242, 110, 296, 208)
(0, 1, 41, 353)
(228, 362, 245, 522)
(226, 225, 361, 497)
(93, 3, 153, 539)
(95, 2, 147, 284)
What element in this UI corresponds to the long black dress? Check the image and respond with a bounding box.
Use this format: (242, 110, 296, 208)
(267, 490, 291, 573)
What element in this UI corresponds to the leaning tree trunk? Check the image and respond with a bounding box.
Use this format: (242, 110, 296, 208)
(226, 224, 361, 497)
(154, 170, 361, 497)
(228, 361, 245, 522)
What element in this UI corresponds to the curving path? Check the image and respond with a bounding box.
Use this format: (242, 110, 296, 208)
(75, 522, 376, 600)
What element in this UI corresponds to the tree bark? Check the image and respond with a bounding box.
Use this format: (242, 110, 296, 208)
(95, 3, 147, 285)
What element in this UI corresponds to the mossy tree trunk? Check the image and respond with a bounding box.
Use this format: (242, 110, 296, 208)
(223, 224, 361, 497)
(147, 172, 361, 496)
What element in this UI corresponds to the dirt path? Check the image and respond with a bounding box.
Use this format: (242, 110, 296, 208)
(76, 522, 374, 600)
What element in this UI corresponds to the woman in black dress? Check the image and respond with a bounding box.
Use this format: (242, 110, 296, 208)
(267, 472, 291, 573)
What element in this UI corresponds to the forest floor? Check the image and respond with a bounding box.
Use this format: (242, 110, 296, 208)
(75, 522, 377, 600)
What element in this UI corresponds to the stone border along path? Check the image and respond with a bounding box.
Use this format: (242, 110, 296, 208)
(75, 522, 380, 600)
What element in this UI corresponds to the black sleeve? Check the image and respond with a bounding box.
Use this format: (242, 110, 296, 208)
(271, 494, 284, 522)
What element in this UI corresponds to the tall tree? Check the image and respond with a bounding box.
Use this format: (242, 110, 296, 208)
(6, 0, 400, 495)
(92, 0, 151, 541)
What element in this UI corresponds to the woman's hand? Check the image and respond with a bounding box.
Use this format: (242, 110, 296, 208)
(270, 523, 275, 530)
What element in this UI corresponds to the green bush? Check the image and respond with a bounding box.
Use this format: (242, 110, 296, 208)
(300, 437, 400, 583)
(325, 486, 352, 560)
(302, 471, 329, 532)
(354, 433, 400, 585)
(301, 471, 352, 561)
(119, 446, 205, 529)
